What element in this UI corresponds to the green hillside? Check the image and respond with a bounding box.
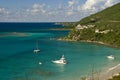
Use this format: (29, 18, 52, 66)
(78, 3, 120, 25)
(65, 3, 120, 48)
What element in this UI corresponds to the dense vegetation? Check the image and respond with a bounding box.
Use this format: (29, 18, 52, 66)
(65, 3, 120, 48)
(108, 73, 120, 80)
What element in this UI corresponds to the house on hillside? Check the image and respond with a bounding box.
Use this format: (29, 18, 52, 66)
(75, 24, 95, 30)
(95, 29, 113, 34)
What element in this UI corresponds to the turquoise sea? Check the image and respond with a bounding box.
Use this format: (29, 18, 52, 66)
(0, 23, 120, 80)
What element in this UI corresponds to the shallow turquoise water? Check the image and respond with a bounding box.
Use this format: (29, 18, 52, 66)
(0, 24, 120, 80)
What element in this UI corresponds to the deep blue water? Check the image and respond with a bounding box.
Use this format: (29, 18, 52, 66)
(0, 23, 120, 80)
(0, 22, 63, 32)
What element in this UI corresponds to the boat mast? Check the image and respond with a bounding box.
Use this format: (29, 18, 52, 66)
(36, 40, 39, 49)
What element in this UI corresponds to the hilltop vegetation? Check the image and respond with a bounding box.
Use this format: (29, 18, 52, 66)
(64, 3, 120, 48)
(78, 3, 120, 25)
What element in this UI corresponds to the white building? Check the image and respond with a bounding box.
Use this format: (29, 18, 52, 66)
(75, 24, 83, 30)
(95, 29, 112, 34)
(76, 24, 95, 30)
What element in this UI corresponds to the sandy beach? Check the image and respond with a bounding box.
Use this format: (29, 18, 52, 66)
(98, 63, 120, 80)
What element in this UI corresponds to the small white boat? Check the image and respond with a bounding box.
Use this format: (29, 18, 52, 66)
(34, 40, 40, 53)
(52, 55, 67, 64)
(34, 49, 40, 53)
(107, 55, 114, 60)
(39, 62, 42, 65)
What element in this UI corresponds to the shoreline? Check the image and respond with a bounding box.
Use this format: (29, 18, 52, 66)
(86, 63, 120, 80)
(58, 38, 120, 80)
(99, 63, 120, 80)
(80, 40, 120, 49)
(58, 38, 120, 49)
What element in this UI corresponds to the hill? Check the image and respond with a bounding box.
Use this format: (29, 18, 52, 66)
(64, 3, 120, 48)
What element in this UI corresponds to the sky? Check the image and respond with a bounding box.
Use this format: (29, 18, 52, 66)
(0, 0, 120, 22)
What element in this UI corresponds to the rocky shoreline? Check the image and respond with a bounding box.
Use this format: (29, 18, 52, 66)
(58, 38, 120, 49)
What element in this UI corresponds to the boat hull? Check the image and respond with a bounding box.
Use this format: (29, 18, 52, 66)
(52, 60, 66, 64)
(34, 49, 40, 53)
(107, 55, 114, 60)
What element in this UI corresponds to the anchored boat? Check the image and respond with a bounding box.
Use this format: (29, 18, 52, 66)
(52, 55, 67, 64)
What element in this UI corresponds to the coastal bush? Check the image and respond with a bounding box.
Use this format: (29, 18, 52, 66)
(108, 74, 120, 80)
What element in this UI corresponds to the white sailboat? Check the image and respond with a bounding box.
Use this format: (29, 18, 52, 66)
(52, 55, 67, 64)
(34, 40, 40, 53)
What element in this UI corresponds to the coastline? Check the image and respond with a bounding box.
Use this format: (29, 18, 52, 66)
(58, 38, 120, 80)
(58, 38, 120, 49)
(99, 63, 120, 80)
(86, 63, 120, 80)
(80, 40, 120, 49)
